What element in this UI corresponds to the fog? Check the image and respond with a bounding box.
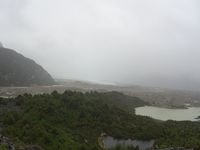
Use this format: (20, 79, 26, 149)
(1, 0, 200, 90)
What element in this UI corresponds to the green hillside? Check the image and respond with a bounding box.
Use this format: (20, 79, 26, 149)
(0, 91, 200, 150)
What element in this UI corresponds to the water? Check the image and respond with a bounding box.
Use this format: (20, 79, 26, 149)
(102, 136, 154, 150)
(135, 106, 200, 121)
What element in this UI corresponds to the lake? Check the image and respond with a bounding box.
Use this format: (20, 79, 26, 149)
(102, 136, 154, 150)
(135, 106, 200, 121)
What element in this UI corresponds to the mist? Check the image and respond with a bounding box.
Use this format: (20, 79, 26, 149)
(1, 0, 200, 90)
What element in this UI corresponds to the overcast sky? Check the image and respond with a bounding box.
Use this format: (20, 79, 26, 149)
(1, 0, 200, 90)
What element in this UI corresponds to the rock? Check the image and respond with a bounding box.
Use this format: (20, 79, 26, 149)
(24, 145, 43, 150)
(0, 135, 15, 150)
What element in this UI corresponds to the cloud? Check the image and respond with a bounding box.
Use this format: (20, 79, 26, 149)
(0, 0, 200, 90)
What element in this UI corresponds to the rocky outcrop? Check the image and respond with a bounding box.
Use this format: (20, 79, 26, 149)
(0, 134, 43, 150)
(0, 134, 15, 150)
(21, 145, 43, 150)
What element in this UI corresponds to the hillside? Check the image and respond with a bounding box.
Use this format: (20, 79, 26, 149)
(0, 45, 55, 86)
(0, 91, 200, 150)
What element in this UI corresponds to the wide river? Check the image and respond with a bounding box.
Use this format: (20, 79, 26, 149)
(135, 106, 200, 121)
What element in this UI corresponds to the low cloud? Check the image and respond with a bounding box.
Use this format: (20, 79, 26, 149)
(1, 0, 200, 90)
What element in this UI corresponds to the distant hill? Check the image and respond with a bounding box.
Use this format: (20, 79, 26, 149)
(0, 44, 56, 86)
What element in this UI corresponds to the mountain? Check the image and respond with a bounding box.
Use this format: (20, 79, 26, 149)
(0, 44, 56, 86)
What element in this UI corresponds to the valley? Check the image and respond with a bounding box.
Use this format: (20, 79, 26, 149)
(1, 79, 200, 109)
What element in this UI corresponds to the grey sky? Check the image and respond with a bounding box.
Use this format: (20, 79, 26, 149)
(1, 0, 200, 90)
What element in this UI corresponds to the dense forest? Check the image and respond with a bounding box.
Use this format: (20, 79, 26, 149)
(0, 91, 200, 150)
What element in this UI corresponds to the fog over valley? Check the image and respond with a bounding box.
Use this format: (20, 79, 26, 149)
(2, 1, 200, 150)
(1, 0, 200, 90)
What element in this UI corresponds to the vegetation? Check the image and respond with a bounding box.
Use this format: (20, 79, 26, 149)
(0, 144, 8, 150)
(0, 91, 200, 150)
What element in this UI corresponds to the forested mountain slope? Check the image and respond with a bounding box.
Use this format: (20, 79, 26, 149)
(0, 91, 200, 150)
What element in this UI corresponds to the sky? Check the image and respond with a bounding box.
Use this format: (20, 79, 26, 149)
(0, 0, 200, 90)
